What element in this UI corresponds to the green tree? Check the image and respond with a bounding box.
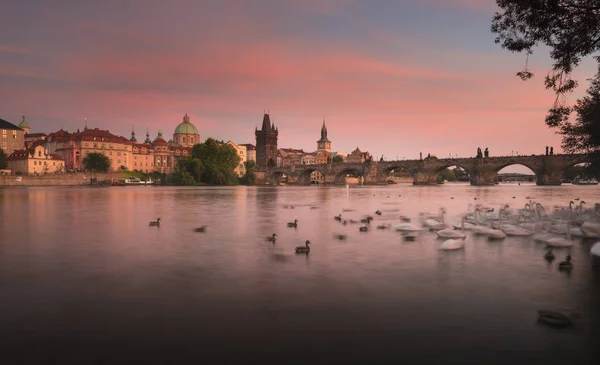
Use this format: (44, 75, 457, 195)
(82, 152, 111, 172)
(0, 148, 7, 169)
(172, 138, 240, 185)
(267, 158, 276, 168)
(492, 1, 600, 127)
(240, 160, 256, 185)
(332, 155, 344, 163)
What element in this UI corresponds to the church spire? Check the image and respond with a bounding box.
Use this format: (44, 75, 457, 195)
(84, 117, 88, 131)
(144, 128, 151, 144)
(261, 112, 272, 131)
(130, 126, 137, 142)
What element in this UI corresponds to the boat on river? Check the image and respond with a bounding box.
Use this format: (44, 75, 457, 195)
(573, 177, 598, 185)
(124, 177, 154, 186)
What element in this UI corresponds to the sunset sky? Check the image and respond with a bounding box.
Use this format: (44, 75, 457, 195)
(1, 0, 597, 167)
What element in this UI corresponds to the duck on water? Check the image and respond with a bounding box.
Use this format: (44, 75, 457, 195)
(295, 240, 311, 253)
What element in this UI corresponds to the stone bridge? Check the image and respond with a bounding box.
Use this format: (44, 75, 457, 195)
(257, 154, 588, 186)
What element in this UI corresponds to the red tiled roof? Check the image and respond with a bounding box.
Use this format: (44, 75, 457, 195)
(153, 138, 168, 146)
(239, 143, 256, 150)
(26, 133, 47, 138)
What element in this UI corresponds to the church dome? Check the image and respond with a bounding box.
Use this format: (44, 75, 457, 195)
(174, 114, 199, 135)
(18, 116, 30, 130)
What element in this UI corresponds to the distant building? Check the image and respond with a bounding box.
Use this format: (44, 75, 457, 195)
(18, 116, 30, 135)
(347, 147, 372, 163)
(239, 143, 256, 162)
(255, 113, 278, 168)
(25, 133, 47, 148)
(227, 141, 247, 177)
(0, 117, 25, 155)
(6, 145, 64, 175)
(172, 113, 200, 147)
(301, 152, 316, 165)
(279, 148, 304, 166)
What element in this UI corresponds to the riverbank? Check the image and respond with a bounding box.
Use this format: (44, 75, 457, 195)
(1, 173, 123, 186)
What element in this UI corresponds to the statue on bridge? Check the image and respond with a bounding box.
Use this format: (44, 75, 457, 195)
(550, 147, 554, 155)
(476, 147, 482, 159)
(420, 152, 422, 160)
(546, 146, 549, 156)
(484, 147, 489, 158)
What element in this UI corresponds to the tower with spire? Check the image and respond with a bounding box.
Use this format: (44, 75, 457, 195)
(144, 128, 151, 144)
(317, 118, 331, 152)
(255, 112, 278, 169)
(18, 115, 30, 135)
(130, 126, 137, 142)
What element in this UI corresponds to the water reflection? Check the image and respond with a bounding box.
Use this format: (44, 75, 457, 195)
(0, 184, 599, 364)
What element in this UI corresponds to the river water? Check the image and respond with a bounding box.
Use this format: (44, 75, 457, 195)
(0, 184, 599, 364)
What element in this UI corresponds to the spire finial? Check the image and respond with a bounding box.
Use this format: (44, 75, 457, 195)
(84, 117, 88, 130)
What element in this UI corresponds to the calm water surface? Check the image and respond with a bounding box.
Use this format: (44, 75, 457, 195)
(1, 184, 599, 364)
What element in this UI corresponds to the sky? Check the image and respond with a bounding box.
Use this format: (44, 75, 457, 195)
(1, 0, 598, 171)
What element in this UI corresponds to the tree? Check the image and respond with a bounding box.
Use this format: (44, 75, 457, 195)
(493, 1, 600, 174)
(0, 148, 7, 169)
(240, 160, 256, 185)
(82, 152, 111, 172)
(267, 158, 276, 168)
(492, 1, 600, 128)
(172, 138, 240, 185)
(332, 155, 344, 163)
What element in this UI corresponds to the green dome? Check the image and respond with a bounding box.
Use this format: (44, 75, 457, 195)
(18, 116, 30, 129)
(174, 114, 199, 135)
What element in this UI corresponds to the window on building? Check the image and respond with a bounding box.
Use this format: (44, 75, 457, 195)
(101, 144, 105, 149)
(117, 152, 121, 156)
(1, 130, 6, 137)
(12, 130, 17, 139)
(93, 144, 97, 148)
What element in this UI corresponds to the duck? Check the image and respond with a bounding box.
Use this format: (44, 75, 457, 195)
(194, 225, 207, 233)
(537, 310, 572, 327)
(266, 233, 277, 242)
(149, 218, 161, 227)
(334, 214, 342, 221)
(376, 224, 390, 230)
(333, 233, 347, 240)
(359, 225, 369, 232)
(558, 255, 573, 270)
(361, 216, 374, 224)
(375, 210, 382, 216)
(287, 219, 298, 228)
(544, 249, 555, 261)
(295, 240, 311, 253)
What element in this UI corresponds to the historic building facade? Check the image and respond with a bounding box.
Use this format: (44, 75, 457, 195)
(255, 113, 278, 169)
(0, 118, 25, 155)
(6, 145, 64, 174)
(227, 141, 247, 177)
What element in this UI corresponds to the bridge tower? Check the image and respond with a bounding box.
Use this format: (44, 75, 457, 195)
(317, 119, 331, 153)
(255, 113, 278, 169)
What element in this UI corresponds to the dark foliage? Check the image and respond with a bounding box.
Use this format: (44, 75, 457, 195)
(0, 148, 7, 169)
(172, 138, 240, 185)
(492, 0, 600, 126)
(82, 152, 111, 172)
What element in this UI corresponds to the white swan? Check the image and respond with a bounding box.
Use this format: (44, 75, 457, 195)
(591, 242, 600, 257)
(439, 238, 466, 250)
(487, 229, 507, 240)
(438, 216, 467, 238)
(472, 225, 495, 235)
(546, 236, 574, 247)
(581, 221, 600, 238)
(394, 223, 422, 232)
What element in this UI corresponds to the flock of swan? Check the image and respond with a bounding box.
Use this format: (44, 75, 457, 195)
(391, 200, 600, 266)
(149, 199, 600, 262)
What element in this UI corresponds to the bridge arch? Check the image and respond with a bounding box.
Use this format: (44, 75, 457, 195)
(432, 164, 472, 183)
(335, 167, 365, 185)
(298, 167, 326, 185)
(268, 171, 285, 185)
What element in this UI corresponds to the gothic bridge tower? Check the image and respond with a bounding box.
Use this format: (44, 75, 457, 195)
(255, 113, 278, 169)
(317, 119, 331, 152)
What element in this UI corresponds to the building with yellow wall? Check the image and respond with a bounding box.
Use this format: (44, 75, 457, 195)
(6, 145, 64, 175)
